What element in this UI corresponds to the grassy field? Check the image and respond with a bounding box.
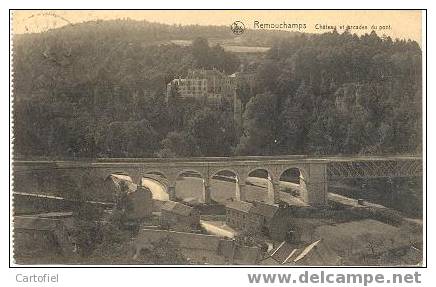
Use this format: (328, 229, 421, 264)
(169, 39, 270, 53)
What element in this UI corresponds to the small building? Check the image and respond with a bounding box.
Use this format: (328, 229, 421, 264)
(225, 200, 287, 238)
(106, 174, 154, 220)
(225, 201, 253, 230)
(125, 185, 153, 220)
(248, 201, 280, 235)
(160, 201, 200, 231)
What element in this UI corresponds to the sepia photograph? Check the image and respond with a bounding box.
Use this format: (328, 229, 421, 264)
(10, 10, 424, 266)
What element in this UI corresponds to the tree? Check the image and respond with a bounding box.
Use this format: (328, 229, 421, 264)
(13, 20, 422, 159)
(191, 37, 210, 69)
(125, 119, 159, 157)
(255, 60, 281, 93)
(187, 108, 236, 156)
(137, 236, 188, 264)
(104, 120, 158, 157)
(236, 92, 280, 155)
(156, 131, 200, 158)
(360, 233, 385, 256)
(236, 81, 255, 109)
(307, 100, 344, 155)
(191, 38, 240, 73)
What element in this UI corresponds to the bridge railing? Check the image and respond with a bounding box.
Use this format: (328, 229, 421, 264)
(327, 159, 423, 179)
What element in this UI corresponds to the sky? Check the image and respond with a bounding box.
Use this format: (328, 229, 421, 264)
(12, 10, 422, 44)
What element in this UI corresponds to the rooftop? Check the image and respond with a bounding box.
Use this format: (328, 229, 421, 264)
(188, 68, 227, 78)
(269, 241, 298, 264)
(225, 201, 253, 213)
(264, 239, 342, 266)
(250, 201, 279, 219)
(161, 201, 195, 217)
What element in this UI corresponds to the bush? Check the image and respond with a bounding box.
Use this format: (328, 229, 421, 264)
(137, 236, 189, 264)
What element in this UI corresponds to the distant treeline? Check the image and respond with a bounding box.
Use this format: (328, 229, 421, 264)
(12, 20, 422, 159)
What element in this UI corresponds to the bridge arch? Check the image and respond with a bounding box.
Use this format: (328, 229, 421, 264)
(210, 167, 241, 180)
(245, 168, 275, 203)
(175, 169, 207, 203)
(245, 166, 275, 182)
(141, 170, 171, 186)
(175, 169, 205, 180)
(247, 168, 273, 181)
(277, 165, 308, 183)
(278, 167, 308, 200)
(141, 170, 171, 201)
(105, 171, 132, 179)
(142, 170, 169, 179)
(210, 169, 240, 203)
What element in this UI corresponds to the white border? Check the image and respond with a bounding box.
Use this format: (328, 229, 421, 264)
(3, 1, 432, 286)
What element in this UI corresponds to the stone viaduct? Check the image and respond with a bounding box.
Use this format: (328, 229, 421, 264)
(13, 155, 422, 207)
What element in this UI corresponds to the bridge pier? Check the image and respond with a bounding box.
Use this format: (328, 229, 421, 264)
(168, 185, 176, 201)
(203, 181, 212, 204)
(304, 163, 328, 206)
(263, 180, 280, 205)
(263, 180, 273, 204)
(272, 180, 280, 204)
(305, 181, 327, 206)
(236, 183, 247, 202)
